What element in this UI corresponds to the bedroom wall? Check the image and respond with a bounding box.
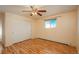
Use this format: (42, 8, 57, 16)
(35, 11, 77, 46)
(5, 12, 34, 46)
(32, 19, 37, 39)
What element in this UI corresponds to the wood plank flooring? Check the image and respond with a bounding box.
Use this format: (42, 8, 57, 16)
(2, 38, 77, 54)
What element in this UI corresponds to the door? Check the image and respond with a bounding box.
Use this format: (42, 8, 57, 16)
(11, 19, 32, 44)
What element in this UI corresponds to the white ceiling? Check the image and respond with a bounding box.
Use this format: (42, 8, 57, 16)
(0, 5, 77, 19)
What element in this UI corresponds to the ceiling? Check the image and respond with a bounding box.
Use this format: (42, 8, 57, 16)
(0, 5, 77, 19)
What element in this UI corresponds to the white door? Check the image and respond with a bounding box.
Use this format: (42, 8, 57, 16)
(11, 20, 32, 43)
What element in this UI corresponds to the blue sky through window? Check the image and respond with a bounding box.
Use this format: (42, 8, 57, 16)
(45, 18, 56, 28)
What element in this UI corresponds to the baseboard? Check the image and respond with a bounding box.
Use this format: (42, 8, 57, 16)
(36, 38, 76, 48)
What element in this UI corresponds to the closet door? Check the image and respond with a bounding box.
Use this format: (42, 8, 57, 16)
(11, 20, 32, 44)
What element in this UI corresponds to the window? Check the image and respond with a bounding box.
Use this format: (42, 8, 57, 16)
(45, 18, 56, 28)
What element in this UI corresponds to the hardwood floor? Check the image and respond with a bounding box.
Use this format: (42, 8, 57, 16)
(2, 38, 77, 54)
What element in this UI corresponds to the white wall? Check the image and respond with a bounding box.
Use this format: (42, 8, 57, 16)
(5, 12, 33, 46)
(35, 11, 77, 46)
